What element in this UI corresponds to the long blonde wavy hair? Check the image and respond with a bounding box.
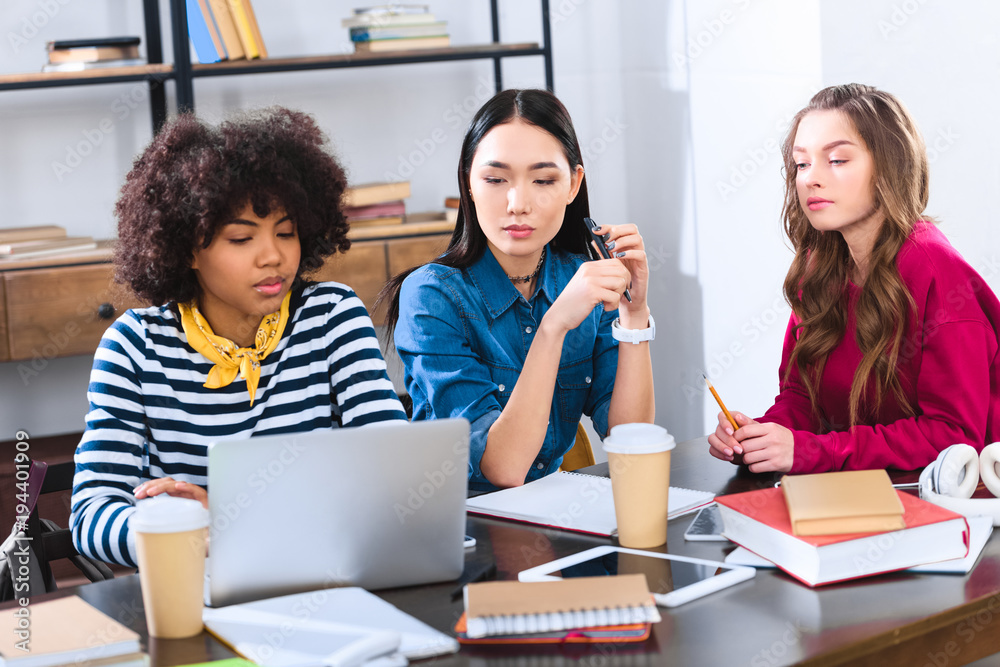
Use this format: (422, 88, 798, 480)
(781, 84, 930, 428)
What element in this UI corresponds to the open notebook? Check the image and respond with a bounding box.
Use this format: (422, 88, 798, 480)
(466, 471, 714, 537)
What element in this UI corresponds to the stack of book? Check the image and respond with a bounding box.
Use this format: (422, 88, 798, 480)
(344, 5, 450, 53)
(186, 0, 267, 64)
(344, 181, 411, 229)
(0, 225, 97, 262)
(43, 37, 145, 72)
(715, 470, 972, 587)
(456, 575, 659, 644)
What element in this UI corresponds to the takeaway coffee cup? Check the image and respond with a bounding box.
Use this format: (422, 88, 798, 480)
(603, 423, 676, 548)
(132, 496, 210, 638)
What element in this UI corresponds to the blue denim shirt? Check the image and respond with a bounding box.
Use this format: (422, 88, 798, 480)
(395, 245, 618, 492)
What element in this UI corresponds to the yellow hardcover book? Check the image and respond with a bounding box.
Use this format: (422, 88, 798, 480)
(208, 0, 246, 59)
(242, 0, 268, 58)
(227, 0, 260, 59)
(781, 469, 905, 536)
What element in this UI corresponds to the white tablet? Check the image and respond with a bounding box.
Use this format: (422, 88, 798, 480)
(518, 546, 755, 608)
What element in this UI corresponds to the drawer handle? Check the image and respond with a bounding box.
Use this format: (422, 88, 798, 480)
(97, 303, 116, 320)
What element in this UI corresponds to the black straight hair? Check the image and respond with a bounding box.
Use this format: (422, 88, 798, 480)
(380, 88, 594, 339)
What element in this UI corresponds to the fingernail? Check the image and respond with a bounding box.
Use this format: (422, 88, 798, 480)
(605, 240, 616, 251)
(735, 446, 743, 455)
(615, 251, 626, 258)
(725, 427, 733, 436)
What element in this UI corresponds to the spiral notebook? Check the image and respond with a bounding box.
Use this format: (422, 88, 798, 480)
(461, 574, 661, 639)
(466, 471, 714, 537)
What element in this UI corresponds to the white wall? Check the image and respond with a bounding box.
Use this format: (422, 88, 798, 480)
(1, 0, 998, 444)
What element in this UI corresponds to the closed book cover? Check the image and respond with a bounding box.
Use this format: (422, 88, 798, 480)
(463, 575, 660, 639)
(342, 12, 437, 29)
(781, 469, 905, 535)
(186, 0, 225, 63)
(0, 236, 97, 257)
(453, 612, 651, 644)
(350, 22, 449, 41)
(716, 487, 970, 587)
(242, 0, 268, 58)
(344, 200, 407, 219)
(348, 216, 404, 227)
(207, 0, 246, 59)
(344, 181, 411, 208)
(228, 0, 261, 59)
(0, 596, 142, 666)
(0, 225, 66, 244)
(466, 470, 714, 537)
(47, 44, 141, 64)
(354, 35, 450, 52)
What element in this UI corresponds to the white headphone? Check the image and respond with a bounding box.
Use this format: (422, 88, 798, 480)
(919, 443, 1000, 526)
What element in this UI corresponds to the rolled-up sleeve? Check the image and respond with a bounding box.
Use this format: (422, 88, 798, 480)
(395, 269, 503, 487)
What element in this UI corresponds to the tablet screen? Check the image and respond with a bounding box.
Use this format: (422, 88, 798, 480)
(555, 551, 729, 595)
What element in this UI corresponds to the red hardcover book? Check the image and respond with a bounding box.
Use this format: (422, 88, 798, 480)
(715, 487, 969, 587)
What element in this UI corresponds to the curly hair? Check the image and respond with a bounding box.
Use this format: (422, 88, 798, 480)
(114, 106, 350, 306)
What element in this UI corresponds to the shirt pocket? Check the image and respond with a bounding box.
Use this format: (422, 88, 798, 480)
(556, 358, 595, 423)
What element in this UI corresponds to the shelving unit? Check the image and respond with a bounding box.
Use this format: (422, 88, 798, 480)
(0, 1, 553, 130)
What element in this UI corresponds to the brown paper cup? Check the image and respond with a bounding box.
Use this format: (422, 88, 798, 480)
(133, 496, 209, 639)
(604, 424, 675, 548)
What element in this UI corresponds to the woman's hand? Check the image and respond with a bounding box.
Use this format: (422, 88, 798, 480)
(708, 411, 795, 473)
(594, 223, 649, 327)
(134, 477, 208, 509)
(542, 258, 632, 334)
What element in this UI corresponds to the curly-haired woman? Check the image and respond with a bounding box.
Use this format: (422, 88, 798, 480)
(708, 84, 1000, 475)
(71, 107, 406, 567)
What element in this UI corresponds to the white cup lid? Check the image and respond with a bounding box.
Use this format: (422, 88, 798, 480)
(132, 496, 209, 533)
(602, 423, 676, 455)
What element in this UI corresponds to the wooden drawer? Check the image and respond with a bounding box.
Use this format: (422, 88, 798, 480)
(4, 264, 140, 361)
(308, 241, 388, 324)
(386, 234, 450, 275)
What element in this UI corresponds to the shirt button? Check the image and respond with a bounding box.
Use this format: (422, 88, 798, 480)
(498, 384, 506, 392)
(585, 376, 592, 384)
(525, 326, 533, 334)
(536, 462, 545, 470)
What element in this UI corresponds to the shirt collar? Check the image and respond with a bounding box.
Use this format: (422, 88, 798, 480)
(468, 244, 566, 320)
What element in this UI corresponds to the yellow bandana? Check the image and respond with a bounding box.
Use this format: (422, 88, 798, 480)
(178, 292, 291, 406)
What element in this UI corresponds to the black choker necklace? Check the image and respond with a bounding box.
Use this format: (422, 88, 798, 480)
(507, 249, 546, 284)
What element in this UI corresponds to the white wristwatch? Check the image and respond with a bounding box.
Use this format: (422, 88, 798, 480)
(611, 314, 655, 344)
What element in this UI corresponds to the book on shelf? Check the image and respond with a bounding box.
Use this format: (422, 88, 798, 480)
(42, 59, 147, 73)
(350, 22, 449, 41)
(715, 486, 970, 587)
(781, 469, 905, 536)
(344, 181, 411, 208)
(46, 37, 141, 64)
(353, 4, 431, 16)
(342, 11, 438, 29)
(207, 0, 247, 60)
(0, 596, 144, 667)
(186, 0, 227, 63)
(0, 225, 66, 244)
(355, 35, 451, 52)
(459, 574, 659, 641)
(0, 236, 97, 258)
(228, 0, 267, 59)
(343, 200, 407, 220)
(466, 470, 714, 537)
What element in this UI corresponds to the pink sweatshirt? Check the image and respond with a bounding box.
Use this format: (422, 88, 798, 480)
(760, 222, 1000, 473)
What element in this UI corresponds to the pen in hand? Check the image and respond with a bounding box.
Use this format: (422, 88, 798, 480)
(703, 373, 743, 464)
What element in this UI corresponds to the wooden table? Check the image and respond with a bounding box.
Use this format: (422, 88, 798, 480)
(21, 438, 1000, 666)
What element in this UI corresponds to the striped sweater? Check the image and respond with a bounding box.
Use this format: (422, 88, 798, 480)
(71, 282, 406, 567)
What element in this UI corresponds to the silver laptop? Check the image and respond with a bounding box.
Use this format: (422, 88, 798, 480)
(205, 418, 470, 607)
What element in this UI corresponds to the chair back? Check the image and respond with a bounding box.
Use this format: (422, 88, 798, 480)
(560, 423, 597, 472)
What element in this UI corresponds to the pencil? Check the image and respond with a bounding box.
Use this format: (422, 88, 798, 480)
(703, 373, 739, 431)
